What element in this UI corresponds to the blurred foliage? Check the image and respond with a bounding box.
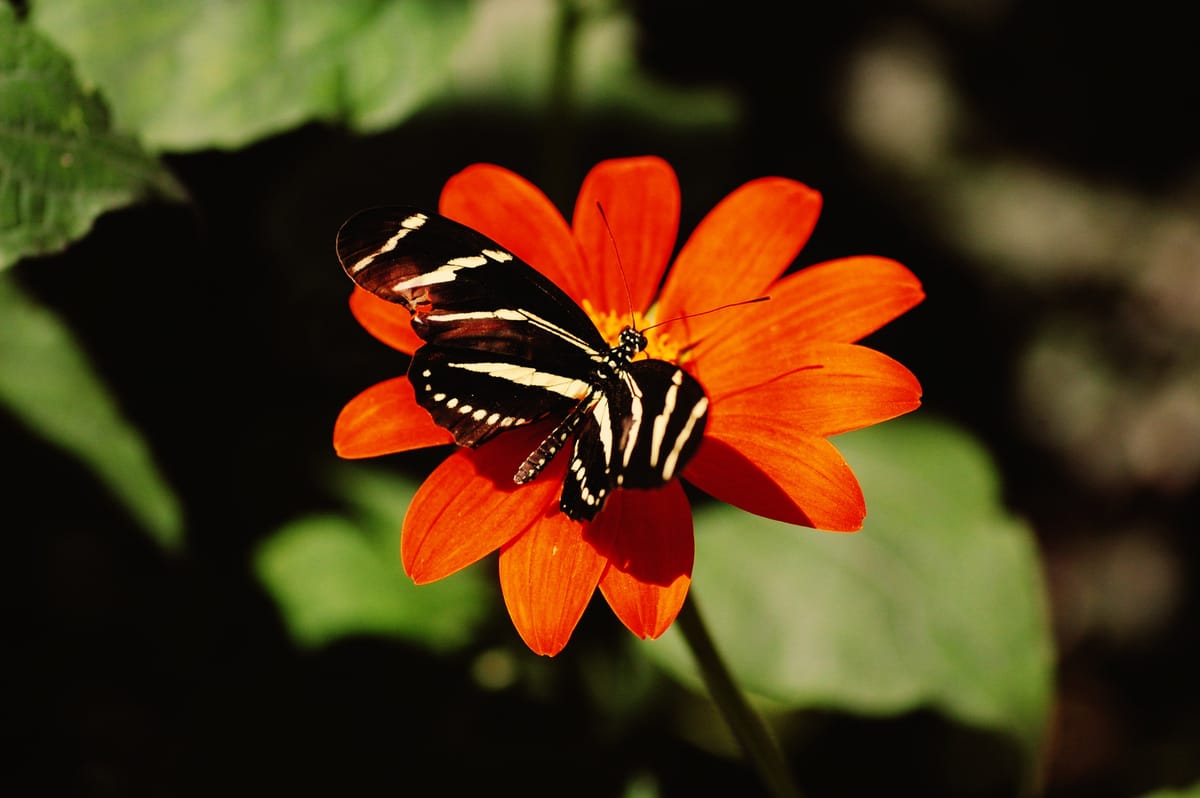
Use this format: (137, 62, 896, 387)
(0, 5, 184, 268)
(0, 272, 182, 548)
(28, 0, 735, 153)
(837, 23, 1200, 505)
(648, 417, 1051, 760)
(255, 465, 493, 652)
(1138, 785, 1200, 798)
(28, 0, 476, 150)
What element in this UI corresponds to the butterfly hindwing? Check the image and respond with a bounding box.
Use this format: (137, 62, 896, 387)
(561, 361, 708, 520)
(615, 360, 709, 489)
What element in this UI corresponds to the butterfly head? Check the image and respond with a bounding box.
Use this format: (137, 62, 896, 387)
(615, 326, 648, 362)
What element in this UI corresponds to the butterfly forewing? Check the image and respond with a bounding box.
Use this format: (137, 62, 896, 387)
(338, 206, 608, 447)
(337, 207, 606, 358)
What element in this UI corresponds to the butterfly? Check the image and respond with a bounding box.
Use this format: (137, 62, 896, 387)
(336, 207, 709, 521)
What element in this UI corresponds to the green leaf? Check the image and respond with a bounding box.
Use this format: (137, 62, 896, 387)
(1139, 784, 1200, 798)
(443, 0, 737, 125)
(30, 0, 735, 152)
(255, 466, 493, 652)
(566, 4, 736, 127)
(0, 272, 184, 549)
(29, 0, 474, 151)
(645, 416, 1054, 757)
(0, 5, 184, 269)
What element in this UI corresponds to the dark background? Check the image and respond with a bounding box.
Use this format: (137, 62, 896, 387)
(9, 1, 1199, 795)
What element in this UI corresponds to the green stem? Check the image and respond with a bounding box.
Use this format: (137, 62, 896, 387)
(676, 592, 802, 798)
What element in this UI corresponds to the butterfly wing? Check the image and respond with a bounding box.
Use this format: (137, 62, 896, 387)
(337, 206, 609, 447)
(562, 360, 709, 520)
(337, 207, 605, 357)
(338, 206, 710, 519)
(409, 345, 595, 447)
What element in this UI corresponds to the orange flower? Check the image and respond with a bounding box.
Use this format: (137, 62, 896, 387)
(334, 156, 923, 655)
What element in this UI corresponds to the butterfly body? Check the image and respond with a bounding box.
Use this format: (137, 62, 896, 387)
(337, 206, 708, 520)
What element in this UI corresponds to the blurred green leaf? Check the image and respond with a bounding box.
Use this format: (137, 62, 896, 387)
(1139, 784, 1200, 798)
(445, 0, 737, 123)
(30, 0, 735, 152)
(0, 5, 184, 269)
(0, 272, 183, 549)
(255, 465, 493, 652)
(645, 416, 1053, 757)
(620, 772, 661, 798)
(29, 0, 475, 151)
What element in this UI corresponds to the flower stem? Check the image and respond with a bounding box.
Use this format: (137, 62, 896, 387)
(676, 592, 802, 798)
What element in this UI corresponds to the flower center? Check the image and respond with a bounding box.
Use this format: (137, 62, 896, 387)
(582, 300, 689, 365)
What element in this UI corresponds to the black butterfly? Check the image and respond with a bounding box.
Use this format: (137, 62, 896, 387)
(336, 207, 709, 521)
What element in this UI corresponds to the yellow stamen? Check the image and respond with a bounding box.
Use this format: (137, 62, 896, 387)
(582, 299, 688, 365)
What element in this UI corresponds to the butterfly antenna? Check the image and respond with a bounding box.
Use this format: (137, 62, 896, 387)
(595, 202, 637, 330)
(641, 295, 771, 334)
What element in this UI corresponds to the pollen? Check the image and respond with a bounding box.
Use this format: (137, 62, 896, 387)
(582, 300, 690, 365)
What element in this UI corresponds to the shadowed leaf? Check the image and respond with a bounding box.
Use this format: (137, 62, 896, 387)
(255, 466, 493, 651)
(0, 273, 183, 549)
(0, 6, 184, 268)
(645, 417, 1053, 761)
(29, 0, 474, 151)
(30, 0, 735, 152)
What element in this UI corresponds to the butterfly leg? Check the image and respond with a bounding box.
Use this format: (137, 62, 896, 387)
(513, 394, 594, 485)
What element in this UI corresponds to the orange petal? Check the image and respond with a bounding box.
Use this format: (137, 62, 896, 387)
(349, 287, 423, 354)
(498, 507, 607, 657)
(684, 429, 865, 532)
(334, 377, 453, 458)
(593, 486, 694, 640)
(438, 163, 586, 303)
(657, 177, 821, 342)
(700, 342, 923, 435)
(571, 156, 680, 315)
(402, 425, 564, 584)
(692, 256, 924, 364)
